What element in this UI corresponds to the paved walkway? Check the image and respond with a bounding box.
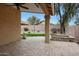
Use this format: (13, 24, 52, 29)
(0, 36, 79, 56)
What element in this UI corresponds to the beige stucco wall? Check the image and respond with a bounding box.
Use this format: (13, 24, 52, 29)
(66, 25, 79, 42)
(21, 24, 32, 33)
(0, 4, 21, 45)
(21, 23, 60, 33)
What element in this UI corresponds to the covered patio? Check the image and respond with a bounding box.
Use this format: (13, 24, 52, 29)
(0, 3, 54, 45)
(0, 3, 79, 56)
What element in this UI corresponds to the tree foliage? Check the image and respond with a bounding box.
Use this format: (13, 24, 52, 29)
(27, 16, 44, 32)
(27, 16, 40, 25)
(75, 14, 79, 24)
(54, 3, 79, 33)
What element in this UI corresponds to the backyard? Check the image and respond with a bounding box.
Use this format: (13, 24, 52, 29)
(1, 3, 79, 56)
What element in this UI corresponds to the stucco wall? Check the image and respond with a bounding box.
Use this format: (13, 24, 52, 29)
(0, 4, 21, 45)
(66, 26, 76, 37)
(21, 24, 32, 34)
(21, 24, 60, 33)
(66, 25, 79, 42)
(75, 25, 79, 42)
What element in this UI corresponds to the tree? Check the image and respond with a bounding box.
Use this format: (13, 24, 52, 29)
(27, 16, 43, 32)
(54, 3, 65, 33)
(54, 3, 79, 33)
(75, 14, 79, 25)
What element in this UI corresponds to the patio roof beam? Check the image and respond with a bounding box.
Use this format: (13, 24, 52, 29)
(36, 3, 53, 15)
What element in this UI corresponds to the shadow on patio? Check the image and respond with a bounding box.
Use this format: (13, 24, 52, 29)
(0, 37, 79, 56)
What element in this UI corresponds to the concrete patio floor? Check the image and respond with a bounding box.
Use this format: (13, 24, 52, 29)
(0, 37, 79, 56)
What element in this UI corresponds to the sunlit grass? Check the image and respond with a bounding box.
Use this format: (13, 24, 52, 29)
(24, 31, 45, 36)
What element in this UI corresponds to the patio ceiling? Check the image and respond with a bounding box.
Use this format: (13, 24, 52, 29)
(5, 3, 54, 15)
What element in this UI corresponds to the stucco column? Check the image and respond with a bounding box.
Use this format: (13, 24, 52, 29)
(45, 14, 50, 43)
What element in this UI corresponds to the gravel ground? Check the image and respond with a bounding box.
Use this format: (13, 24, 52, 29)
(0, 36, 79, 56)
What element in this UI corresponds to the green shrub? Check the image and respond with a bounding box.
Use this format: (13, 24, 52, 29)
(25, 33, 45, 36)
(28, 31, 31, 33)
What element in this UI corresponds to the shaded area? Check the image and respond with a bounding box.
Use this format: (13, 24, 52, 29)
(0, 37, 79, 56)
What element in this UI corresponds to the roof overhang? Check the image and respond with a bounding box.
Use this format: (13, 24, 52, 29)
(5, 3, 54, 16)
(35, 3, 54, 15)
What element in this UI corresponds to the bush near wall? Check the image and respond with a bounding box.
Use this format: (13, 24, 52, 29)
(26, 33, 45, 36)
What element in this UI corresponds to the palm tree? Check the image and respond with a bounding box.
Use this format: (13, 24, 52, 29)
(54, 3, 79, 33)
(27, 16, 43, 32)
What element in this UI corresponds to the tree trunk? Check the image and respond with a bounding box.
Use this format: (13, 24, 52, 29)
(60, 17, 63, 34)
(33, 24, 35, 32)
(60, 16, 66, 34)
(60, 19, 65, 34)
(62, 22, 65, 33)
(60, 23, 63, 34)
(63, 24, 65, 33)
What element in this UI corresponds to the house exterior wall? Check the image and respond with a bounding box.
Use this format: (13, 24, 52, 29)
(35, 24, 45, 32)
(21, 24, 32, 33)
(21, 24, 45, 33)
(0, 4, 20, 45)
(21, 23, 60, 33)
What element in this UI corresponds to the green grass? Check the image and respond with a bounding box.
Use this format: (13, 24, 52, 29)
(26, 33, 45, 36)
(23, 32, 45, 37)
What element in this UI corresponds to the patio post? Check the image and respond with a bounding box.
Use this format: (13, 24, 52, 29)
(45, 14, 50, 43)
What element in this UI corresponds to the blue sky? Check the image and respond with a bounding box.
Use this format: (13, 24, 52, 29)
(21, 12, 75, 25)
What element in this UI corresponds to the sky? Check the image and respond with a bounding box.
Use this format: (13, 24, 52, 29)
(21, 12, 75, 25)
